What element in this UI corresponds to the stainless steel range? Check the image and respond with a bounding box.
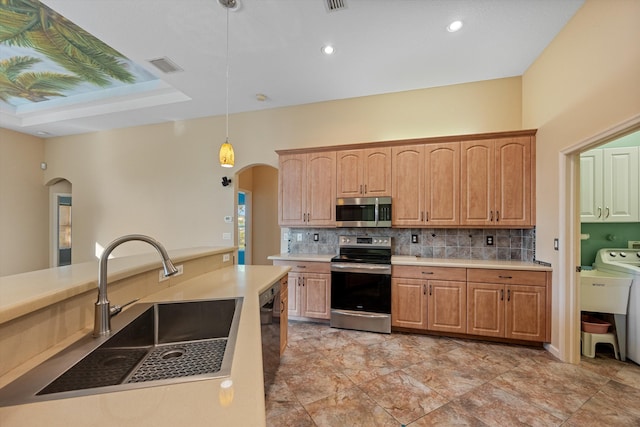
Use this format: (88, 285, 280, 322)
(330, 236, 392, 334)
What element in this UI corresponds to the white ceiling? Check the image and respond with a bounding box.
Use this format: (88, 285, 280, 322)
(2, 0, 584, 138)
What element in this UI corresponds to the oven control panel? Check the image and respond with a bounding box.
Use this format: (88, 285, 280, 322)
(339, 236, 391, 248)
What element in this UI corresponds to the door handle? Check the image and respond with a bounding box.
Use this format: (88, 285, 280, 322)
(605, 207, 610, 218)
(597, 207, 602, 218)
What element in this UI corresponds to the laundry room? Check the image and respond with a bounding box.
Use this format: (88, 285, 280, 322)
(579, 129, 640, 364)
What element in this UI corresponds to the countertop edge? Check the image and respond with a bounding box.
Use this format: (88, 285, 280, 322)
(0, 247, 236, 325)
(267, 254, 551, 271)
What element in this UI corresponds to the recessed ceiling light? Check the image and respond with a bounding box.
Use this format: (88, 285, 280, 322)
(321, 45, 335, 55)
(447, 20, 463, 32)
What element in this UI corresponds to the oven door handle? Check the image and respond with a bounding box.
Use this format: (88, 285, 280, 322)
(331, 263, 391, 274)
(331, 310, 389, 319)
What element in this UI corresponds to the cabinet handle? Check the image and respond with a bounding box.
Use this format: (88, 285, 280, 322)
(496, 211, 500, 222)
(500, 289, 504, 301)
(421, 211, 424, 222)
(429, 284, 432, 296)
(423, 284, 426, 295)
(360, 184, 363, 194)
(490, 211, 494, 221)
(507, 289, 511, 302)
(296, 265, 307, 268)
(364, 184, 367, 194)
(425, 211, 429, 222)
(597, 207, 602, 218)
(281, 300, 285, 313)
(422, 271, 434, 275)
(605, 207, 610, 218)
(498, 275, 512, 279)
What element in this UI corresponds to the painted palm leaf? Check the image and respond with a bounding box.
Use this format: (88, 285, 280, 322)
(0, 55, 81, 102)
(0, 0, 135, 86)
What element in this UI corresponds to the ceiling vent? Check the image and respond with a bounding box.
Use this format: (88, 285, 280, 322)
(148, 57, 184, 74)
(325, 0, 347, 12)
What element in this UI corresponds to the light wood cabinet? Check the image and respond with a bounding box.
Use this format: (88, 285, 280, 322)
(337, 147, 391, 198)
(467, 269, 547, 342)
(278, 151, 336, 226)
(460, 137, 532, 227)
(272, 261, 331, 320)
(580, 147, 639, 222)
(279, 277, 288, 356)
(391, 143, 460, 227)
(392, 266, 466, 333)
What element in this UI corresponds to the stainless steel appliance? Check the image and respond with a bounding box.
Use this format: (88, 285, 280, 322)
(259, 281, 281, 393)
(330, 236, 392, 333)
(336, 197, 392, 227)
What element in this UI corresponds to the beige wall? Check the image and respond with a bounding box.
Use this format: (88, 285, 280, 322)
(42, 77, 522, 263)
(251, 166, 279, 265)
(0, 129, 48, 276)
(523, 0, 640, 361)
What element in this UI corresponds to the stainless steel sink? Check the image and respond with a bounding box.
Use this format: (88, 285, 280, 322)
(0, 297, 243, 407)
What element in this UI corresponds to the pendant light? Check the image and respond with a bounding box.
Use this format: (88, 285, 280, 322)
(218, 0, 236, 168)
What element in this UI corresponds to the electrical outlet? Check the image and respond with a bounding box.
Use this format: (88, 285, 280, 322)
(486, 235, 494, 246)
(223, 254, 230, 262)
(222, 232, 231, 240)
(297, 233, 303, 242)
(313, 233, 319, 242)
(411, 234, 418, 244)
(554, 238, 559, 251)
(283, 232, 289, 241)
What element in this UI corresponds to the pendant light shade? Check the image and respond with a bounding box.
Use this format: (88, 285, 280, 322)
(218, 0, 236, 168)
(219, 139, 234, 168)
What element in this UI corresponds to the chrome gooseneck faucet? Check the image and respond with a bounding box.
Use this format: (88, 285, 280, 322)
(94, 234, 178, 337)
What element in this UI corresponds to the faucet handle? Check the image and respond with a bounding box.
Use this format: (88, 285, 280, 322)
(109, 298, 139, 317)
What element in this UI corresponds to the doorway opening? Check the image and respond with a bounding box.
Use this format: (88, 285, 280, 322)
(237, 191, 249, 265)
(56, 195, 72, 266)
(562, 115, 640, 364)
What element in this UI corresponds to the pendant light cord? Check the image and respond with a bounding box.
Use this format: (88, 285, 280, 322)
(225, 5, 230, 142)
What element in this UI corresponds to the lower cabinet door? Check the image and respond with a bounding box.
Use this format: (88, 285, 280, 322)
(301, 273, 331, 319)
(506, 285, 546, 341)
(279, 280, 288, 355)
(467, 282, 504, 337)
(392, 278, 427, 329)
(427, 280, 467, 334)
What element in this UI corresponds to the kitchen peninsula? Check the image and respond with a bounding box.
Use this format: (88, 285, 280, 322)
(0, 247, 290, 427)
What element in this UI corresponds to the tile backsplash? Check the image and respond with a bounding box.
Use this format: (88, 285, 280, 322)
(287, 228, 535, 262)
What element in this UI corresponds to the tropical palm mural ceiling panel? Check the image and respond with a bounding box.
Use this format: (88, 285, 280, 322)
(0, 0, 159, 113)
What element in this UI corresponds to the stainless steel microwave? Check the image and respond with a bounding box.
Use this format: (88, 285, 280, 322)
(336, 197, 392, 227)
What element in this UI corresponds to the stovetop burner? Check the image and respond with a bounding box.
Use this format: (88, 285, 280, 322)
(331, 236, 391, 265)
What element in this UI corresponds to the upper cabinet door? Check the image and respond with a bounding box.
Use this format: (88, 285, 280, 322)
(362, 147, 392, 197)
(336, 148, 391, 198)
(603, 146, 639, 222)
(336, 150, 363, 198)
(307, 151, 336, 226)
(425, 143, 460, 226)
(495, 137, 532, 226)
(461, 140, 494, 225)
(580, 149, 604, 222)
(392, 145, 424, 226)
(279, 153, 307, 226)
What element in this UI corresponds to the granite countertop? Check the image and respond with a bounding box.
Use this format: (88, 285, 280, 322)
(0, 264, 290, 427)
(0, 247, 235, 325)
(268, 253, 551, 271)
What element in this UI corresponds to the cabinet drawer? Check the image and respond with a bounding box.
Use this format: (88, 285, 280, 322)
(273, 260, 330, 274)
(393, 265, 466, 281)
(467, 269, 546, 286)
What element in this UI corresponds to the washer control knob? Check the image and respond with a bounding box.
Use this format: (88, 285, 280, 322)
(620, 252, 627, 258)
(609, 251, 618, 257)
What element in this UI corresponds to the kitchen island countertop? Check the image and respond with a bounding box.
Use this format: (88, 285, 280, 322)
(0, 264, 290, 427)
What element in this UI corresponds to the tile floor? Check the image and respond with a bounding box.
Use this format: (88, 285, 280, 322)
(265, 321, 640, 426)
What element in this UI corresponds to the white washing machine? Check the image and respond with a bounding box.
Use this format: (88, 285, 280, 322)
(594, 248, 640, 364)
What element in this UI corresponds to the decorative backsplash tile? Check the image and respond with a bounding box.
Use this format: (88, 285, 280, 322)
(287, 227, 536, 262)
